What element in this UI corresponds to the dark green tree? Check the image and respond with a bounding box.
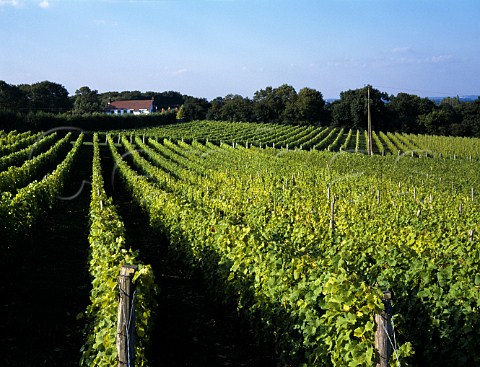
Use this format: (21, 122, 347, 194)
(253, 86, 277, 123)
(155, 91, 185, 111)
(216, 94, 254, 122)
(440, 96, 461, 108)
(20, 81, 71, 113)
(252, 84, 298, 123)
(73, 86, 103, 114)
(0, 81, 27, 111)
(330, 86, 389, 130)
(295, 87, 326, 125)
(418, 106, 458, 136)
(457, 99, 480, 137)
(274, 84, 298, 123)
(182, 96, 210, 121)
(387, 93, 436, 133)
(206, 97, 225, 121)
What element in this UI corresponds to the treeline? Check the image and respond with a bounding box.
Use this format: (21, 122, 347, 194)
(179, 85, 480, 137)
(0, 80, 179, 131)
(0, 80, 185, 114)
(1, 80, 479, 137)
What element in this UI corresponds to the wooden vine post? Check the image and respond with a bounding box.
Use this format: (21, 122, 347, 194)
(375, 290, 392, 367)
(117, 265, 138, 367)
(367, 86, 373, 156)
(329, 195, 335, 232)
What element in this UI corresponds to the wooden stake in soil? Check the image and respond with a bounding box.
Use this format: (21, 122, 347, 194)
(375, 291, 393, 367)
(117, 265, 138, 367)
(329, 195, 335, 231)
(367, 86, 373, 156)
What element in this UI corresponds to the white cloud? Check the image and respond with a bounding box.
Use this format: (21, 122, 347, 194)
(163, 66, 189, 77)
(390, 47, 411, 54)
(38, 0, 49, 8)
(0, 0, 50, 8)
(0, 0, 22, 6)
(425, 55, 453, 64)
(397, 54, 454, 65)
(386, 48, 454, 65)
(326, 58, 366, 69)
(170, 68, 189, 76)
(94, 19, 118, 27)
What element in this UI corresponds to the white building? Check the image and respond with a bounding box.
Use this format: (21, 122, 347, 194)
(105, 99, 155, 115)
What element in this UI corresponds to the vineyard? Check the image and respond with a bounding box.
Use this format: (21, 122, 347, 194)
(1, 122, 480, 367)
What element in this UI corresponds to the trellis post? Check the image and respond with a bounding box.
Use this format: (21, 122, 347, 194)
(375, 290, 392, 367)
(117, 265, 138, 367)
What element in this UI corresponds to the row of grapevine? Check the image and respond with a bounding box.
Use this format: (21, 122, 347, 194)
(0, 132, 72, 193)
(371, 131, 384, 155)
(134, 121, 480, 159)
(339, 128, 353, 151)
(3, 123, 479, 365)
(109, 136, 384, 365)
(0, 131, 42, 156)
(408, 133, 480, 159)
(0, 133, 84, 250)
(327, 128, 345, 151)
(80, 133, 157, 366)
(0, 130, 31, 146)
(110, 133, 480, 366)
(0, 131, 58, 172)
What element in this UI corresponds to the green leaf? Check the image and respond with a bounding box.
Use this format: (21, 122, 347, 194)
(475, 274, 480, 286)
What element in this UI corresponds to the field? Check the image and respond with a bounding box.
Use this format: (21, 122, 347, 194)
(1, 121, 480, 366)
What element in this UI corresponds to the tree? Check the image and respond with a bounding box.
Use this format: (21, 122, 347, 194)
(176, 104, 186, 121)
(387, 93, 435, 133)
(73, 86, 102, 114)
(182, 96, 210, 121)
(0, 80, 27, 111)
(252, 84, 298, 123)
(155, 91, 185, 111)
(212, 94, 254, 122)
(206, 97, 225, 121)
(295, 87, 326, 125)
(418, 107, 458, 136)
(440, 96, 461, 108)
(457, 99, 480, 137)
(274, 84, 298, 123)
(253, 86, 277, 123)
(330, 86, 389, 130)
(20, 81, 71, 113)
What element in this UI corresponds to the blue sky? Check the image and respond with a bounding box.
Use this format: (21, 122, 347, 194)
(1, 0, 479, 100)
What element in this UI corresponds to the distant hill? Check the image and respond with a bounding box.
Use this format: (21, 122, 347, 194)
(326, 96, 479, 105)
(429, 95, 479, 104)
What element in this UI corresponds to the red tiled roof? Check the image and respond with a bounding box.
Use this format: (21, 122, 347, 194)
(106, 99, 153, 111)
